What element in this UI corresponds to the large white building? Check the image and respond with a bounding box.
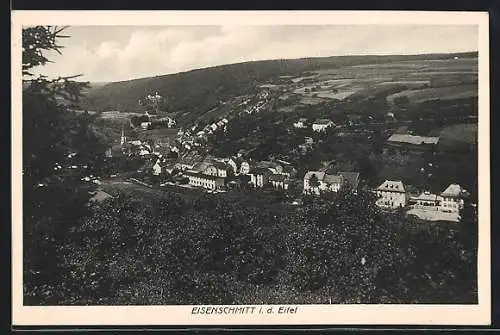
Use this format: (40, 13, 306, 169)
(184, 171, 225, 190)
(375, 180, 407, 209)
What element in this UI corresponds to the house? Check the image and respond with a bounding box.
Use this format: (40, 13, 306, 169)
(184, 171, 225, 190)
(410, 191, 442, 208)
(225, 157, 240, 175)
(176, 152, 204, 170)
(269, 173, 289, 190)
(256, 161, 283, 174)
(211, 161, 230, 178)
(439, 184, 467, 213)
(375, 180, 406, 209)
(282, 165, 298, 178)
(303, 171, 344, 195)
(304, 137, 314, 145)
(387, 134, 439, 147)
(152, 159, 162, 176)
(249, 168, 272, 188)
(338, 171, 360, 191)
(322, 173, 344, 192)
(240, 161, 251, 175)
(293, 118, 308, 129)
(141, 121, 151, 130)
(312, 119, 335, 132)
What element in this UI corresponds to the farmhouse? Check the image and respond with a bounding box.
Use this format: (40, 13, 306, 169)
(375, 180, 406, 209)
(312, 119, 335, 132)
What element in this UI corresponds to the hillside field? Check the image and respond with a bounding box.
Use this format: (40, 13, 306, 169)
(79, 52, 478, 126)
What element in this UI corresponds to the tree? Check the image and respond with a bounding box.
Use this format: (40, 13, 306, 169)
(22, 26, 106, 304)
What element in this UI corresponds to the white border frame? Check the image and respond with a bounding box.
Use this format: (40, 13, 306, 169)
(11, 10, 491, 326)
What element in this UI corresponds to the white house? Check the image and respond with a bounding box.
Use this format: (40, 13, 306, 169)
(141, 121, 151, 130)
(269, 173, 289, 190)
(375, 180, 407, 209)
(312, 119, 335, 132)
(152, 160, 162, 176)
(240, 161, 251, 175)
(439, 184, 467, 213)
(410, 191, 442, 208)
(303, 171, 344, 195)
(293, 118, 308, 129)
(249, 168, 271, 188)
(184, 171, 225, 190)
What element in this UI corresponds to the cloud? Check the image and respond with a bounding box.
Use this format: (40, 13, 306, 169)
(32, 25, 478, 82)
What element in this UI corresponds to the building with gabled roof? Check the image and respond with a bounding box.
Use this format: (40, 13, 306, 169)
(304, 171, 342, 195)
(338, 171, 360, 191)
(184, 170, 225, 190)
(375, 180, 406, 209)
(269, 173, 290, 190)
(312, 119, 335, 132)
(293, 117, 308, 129)
(387, 134, 439, 146)
(439, 184, 467, 213)
(249, 167, 272, 188)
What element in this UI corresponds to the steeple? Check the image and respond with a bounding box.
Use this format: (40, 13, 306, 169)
(120, 125, 126, 145)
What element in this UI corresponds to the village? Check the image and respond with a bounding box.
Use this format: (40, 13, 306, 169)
(94, 97, 470, 223)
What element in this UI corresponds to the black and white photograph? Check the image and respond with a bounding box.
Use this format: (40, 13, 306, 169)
(12, 11, 490, 326)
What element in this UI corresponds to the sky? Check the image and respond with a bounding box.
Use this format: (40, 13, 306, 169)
(31, 25, 478, 83)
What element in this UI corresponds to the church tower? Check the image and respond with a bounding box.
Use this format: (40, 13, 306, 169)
(120, 126, 127, 145)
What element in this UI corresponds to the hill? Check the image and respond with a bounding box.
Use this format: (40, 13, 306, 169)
(79, 52, 477, 125)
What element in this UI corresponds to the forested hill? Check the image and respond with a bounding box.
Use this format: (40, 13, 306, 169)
(79, 51, 477, 117)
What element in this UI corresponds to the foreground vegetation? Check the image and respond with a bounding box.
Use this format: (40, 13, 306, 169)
(25, 186, 478, 305)
(22, 26, 478, 306)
